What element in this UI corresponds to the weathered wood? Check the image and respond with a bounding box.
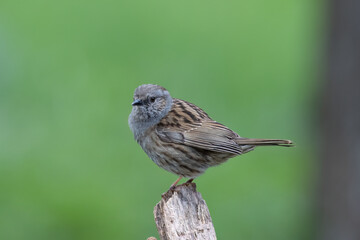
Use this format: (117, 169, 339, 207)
(153, 182, 217, 240)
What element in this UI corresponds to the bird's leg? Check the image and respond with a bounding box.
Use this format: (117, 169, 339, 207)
(186, 178, 194, 183)
(170, 176, 182, 189)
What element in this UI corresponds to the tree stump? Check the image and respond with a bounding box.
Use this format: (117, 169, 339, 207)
(153, 182, 217, 240)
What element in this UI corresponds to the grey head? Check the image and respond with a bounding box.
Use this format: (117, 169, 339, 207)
(128, 84, 173, 139)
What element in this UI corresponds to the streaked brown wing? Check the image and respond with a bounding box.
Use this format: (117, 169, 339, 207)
(156, 99, 242, 155)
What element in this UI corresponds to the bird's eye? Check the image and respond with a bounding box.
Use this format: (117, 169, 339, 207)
(150, 97, 156, 103)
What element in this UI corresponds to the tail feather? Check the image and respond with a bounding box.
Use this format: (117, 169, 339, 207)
(235, 138, 293, 147)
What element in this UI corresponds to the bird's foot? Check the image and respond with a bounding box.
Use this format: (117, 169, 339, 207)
(186, 178, 194, 184)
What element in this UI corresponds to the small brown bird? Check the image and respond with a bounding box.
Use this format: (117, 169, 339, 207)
(128, 84, 293, 188)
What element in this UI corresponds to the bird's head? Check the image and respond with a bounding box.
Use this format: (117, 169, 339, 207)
(129, 84, 173, 136)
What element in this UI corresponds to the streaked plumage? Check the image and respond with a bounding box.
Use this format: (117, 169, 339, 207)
(128, 84, 293, 187)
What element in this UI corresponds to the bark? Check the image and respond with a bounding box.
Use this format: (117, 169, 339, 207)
(153, 183, 217, 240)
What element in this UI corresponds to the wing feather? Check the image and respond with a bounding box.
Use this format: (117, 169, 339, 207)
(156, 99, 242, 155)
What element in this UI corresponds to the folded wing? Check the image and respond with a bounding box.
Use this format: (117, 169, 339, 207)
(156, 99, 242, 155)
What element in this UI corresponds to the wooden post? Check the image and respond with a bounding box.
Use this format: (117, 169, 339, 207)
(151, 182, 217, 240)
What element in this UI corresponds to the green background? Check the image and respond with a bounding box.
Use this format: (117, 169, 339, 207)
(0, 0, 321, 239)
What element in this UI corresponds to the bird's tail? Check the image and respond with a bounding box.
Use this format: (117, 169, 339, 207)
(235, 138, 293, 147)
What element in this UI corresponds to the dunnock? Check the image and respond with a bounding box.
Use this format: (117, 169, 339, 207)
(128, 84, 293, 188)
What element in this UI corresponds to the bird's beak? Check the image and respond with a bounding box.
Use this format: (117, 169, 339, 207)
(132, 99, 143, 106)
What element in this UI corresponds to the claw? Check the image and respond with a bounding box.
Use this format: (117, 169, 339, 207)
(186, 178, 194, 184)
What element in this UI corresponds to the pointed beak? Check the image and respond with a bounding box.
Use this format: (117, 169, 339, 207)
(132, 99, 143, 106)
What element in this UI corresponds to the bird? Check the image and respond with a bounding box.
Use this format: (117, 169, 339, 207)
(128, 84, 293, 188)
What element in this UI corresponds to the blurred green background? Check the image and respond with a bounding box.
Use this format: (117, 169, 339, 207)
(0, 0, 321, 239)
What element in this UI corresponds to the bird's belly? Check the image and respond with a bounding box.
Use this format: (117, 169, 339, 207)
(139, 132, 234, 178)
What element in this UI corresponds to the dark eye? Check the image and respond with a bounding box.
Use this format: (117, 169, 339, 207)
(150, 97, 156, 103)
